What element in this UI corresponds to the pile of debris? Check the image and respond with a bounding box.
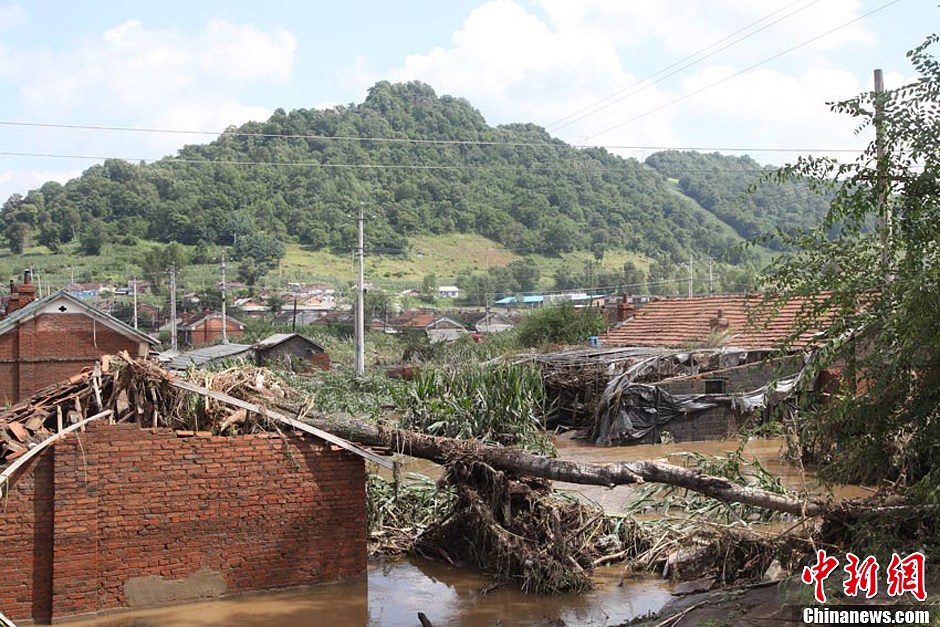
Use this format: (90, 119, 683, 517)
(0, 363, 113, 463)
(515, 347, 769, 429)
(0, 353, 306, 466)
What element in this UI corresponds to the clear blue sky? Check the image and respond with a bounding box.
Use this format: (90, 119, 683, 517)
(0, 0, 935, 202)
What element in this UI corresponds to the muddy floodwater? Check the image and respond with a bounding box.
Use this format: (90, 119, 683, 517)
(67, 558, 672, 627)
(69, 436, 863, 626)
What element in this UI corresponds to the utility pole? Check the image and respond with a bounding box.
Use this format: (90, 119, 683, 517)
(220, 254, 228, 344)
(132, 277, 138, 330)
(169, 264, 178, 351)
(688, 256, 694, 298)
(874, 68, 891, 280)
(354, 205, 365, 377)
(708, 257, 714, 295)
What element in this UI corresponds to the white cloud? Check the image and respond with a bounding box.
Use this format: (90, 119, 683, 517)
(342, 0, 882, 164)
(0, 2, 26, 30)
(18, 18, 296, 127)
(0, 17, 297, 200)
(0, 168, 83, 199)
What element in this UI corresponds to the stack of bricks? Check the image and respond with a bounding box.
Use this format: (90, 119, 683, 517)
(0, 422, 366, 623)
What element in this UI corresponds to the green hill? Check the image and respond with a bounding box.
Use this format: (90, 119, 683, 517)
(0, 81, 830, 292)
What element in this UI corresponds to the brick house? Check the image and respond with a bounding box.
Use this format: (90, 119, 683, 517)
(177, 312, 244, 347)
(253, 333, 331, 371)
(588, 294, 820, 445)
(0, 276, 158, 404)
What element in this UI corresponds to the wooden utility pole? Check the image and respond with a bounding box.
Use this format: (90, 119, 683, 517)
(355, 205, 365, 377)
(169, 264, 178, 351)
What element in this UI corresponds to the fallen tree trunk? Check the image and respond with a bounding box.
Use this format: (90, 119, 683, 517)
(298, 411, 826, 518)
(161, 375, 825, 518)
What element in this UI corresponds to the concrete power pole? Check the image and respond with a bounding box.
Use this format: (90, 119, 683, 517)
(169, 264, 178, 351)
(355, 206, 365, 377)
(688, 256, 694, 298)
(708, 258, 714, 295)
(874, 68, 892, 280)
(220, 254, 228, 344)
(132, 277, 138, 330)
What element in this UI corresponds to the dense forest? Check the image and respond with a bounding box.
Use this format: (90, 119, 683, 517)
(0, 81, 827, 267)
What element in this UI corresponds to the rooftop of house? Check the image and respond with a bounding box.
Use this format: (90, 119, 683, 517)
(0, 290, 159, 346)
(163, 343, 253, 370)
(253, 332, 325, 353)
(599, 294, 825, 350)
(178, 312, 245, 331)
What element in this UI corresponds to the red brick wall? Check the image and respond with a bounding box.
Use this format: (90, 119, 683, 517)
(186, 318, 244, 347)
(0, 422, 366, 623)
(309, 352, 332, 371)
(0, 313, 147, 403)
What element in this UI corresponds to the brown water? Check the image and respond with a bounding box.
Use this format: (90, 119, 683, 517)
(69, 436, 866, 627)
(68, 558, 673, 627)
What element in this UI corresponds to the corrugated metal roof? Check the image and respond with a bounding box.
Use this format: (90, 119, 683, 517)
(165, 343, 253, 370)
(600, 294, 825, 350)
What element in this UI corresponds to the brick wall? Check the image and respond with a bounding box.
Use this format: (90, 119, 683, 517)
(0, 314, 146, 404)
(0, 422, 366, 624)
(185, 318, 244, 347)
(638, 356, 802, 443)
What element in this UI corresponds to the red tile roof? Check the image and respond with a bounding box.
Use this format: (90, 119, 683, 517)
(600, 294, 826, 350)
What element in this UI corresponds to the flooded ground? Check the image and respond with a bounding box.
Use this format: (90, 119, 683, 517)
(69, 436, 865, 626)
(68, 558, 672, 627)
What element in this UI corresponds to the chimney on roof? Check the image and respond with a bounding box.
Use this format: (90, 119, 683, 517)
(6, 269, 37, 315)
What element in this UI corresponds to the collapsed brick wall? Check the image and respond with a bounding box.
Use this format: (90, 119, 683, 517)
(639, 357, 802, 443)
(0, 422, 366, 624)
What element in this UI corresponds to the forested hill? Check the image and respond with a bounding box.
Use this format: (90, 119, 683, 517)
(644, 151, 830, 251)
(1, 81, 826, 265)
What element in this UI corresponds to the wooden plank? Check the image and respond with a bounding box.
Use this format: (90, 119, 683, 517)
(0, 410, 112, 499)
(170, 379, 395, 471)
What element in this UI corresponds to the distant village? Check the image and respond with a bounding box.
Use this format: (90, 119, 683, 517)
(0, 269, 663, 404)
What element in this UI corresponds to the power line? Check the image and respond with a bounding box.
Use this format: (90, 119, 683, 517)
(0, 120, 868, 155)
(546, 0, 821, 132)
(583, 0, 903, 141)
(4, 148, 922, 178)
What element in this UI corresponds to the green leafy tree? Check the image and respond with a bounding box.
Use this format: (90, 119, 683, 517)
(78, 219, 108, 255)
(232, 231, 286, 287)
(763, 34, 940, 488)
(515, 303, 607, 348)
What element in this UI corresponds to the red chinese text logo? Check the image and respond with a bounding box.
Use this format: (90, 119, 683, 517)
(802, 550, 928, 603)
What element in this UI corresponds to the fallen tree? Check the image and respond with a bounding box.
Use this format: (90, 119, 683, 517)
(293, 409, 825, 518)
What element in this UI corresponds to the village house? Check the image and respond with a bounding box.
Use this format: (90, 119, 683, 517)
(176, 312, 245, 347)
(437, 285, 460, 299)
(390, 311, 468, 343)
(64, 281, 105, 299)
(461, 311, 516, 333)
(0, 272, 158, 403)
(273, 309, 326, 327)
(253, 333, 330, 371)
(540, 294, 821, 445)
